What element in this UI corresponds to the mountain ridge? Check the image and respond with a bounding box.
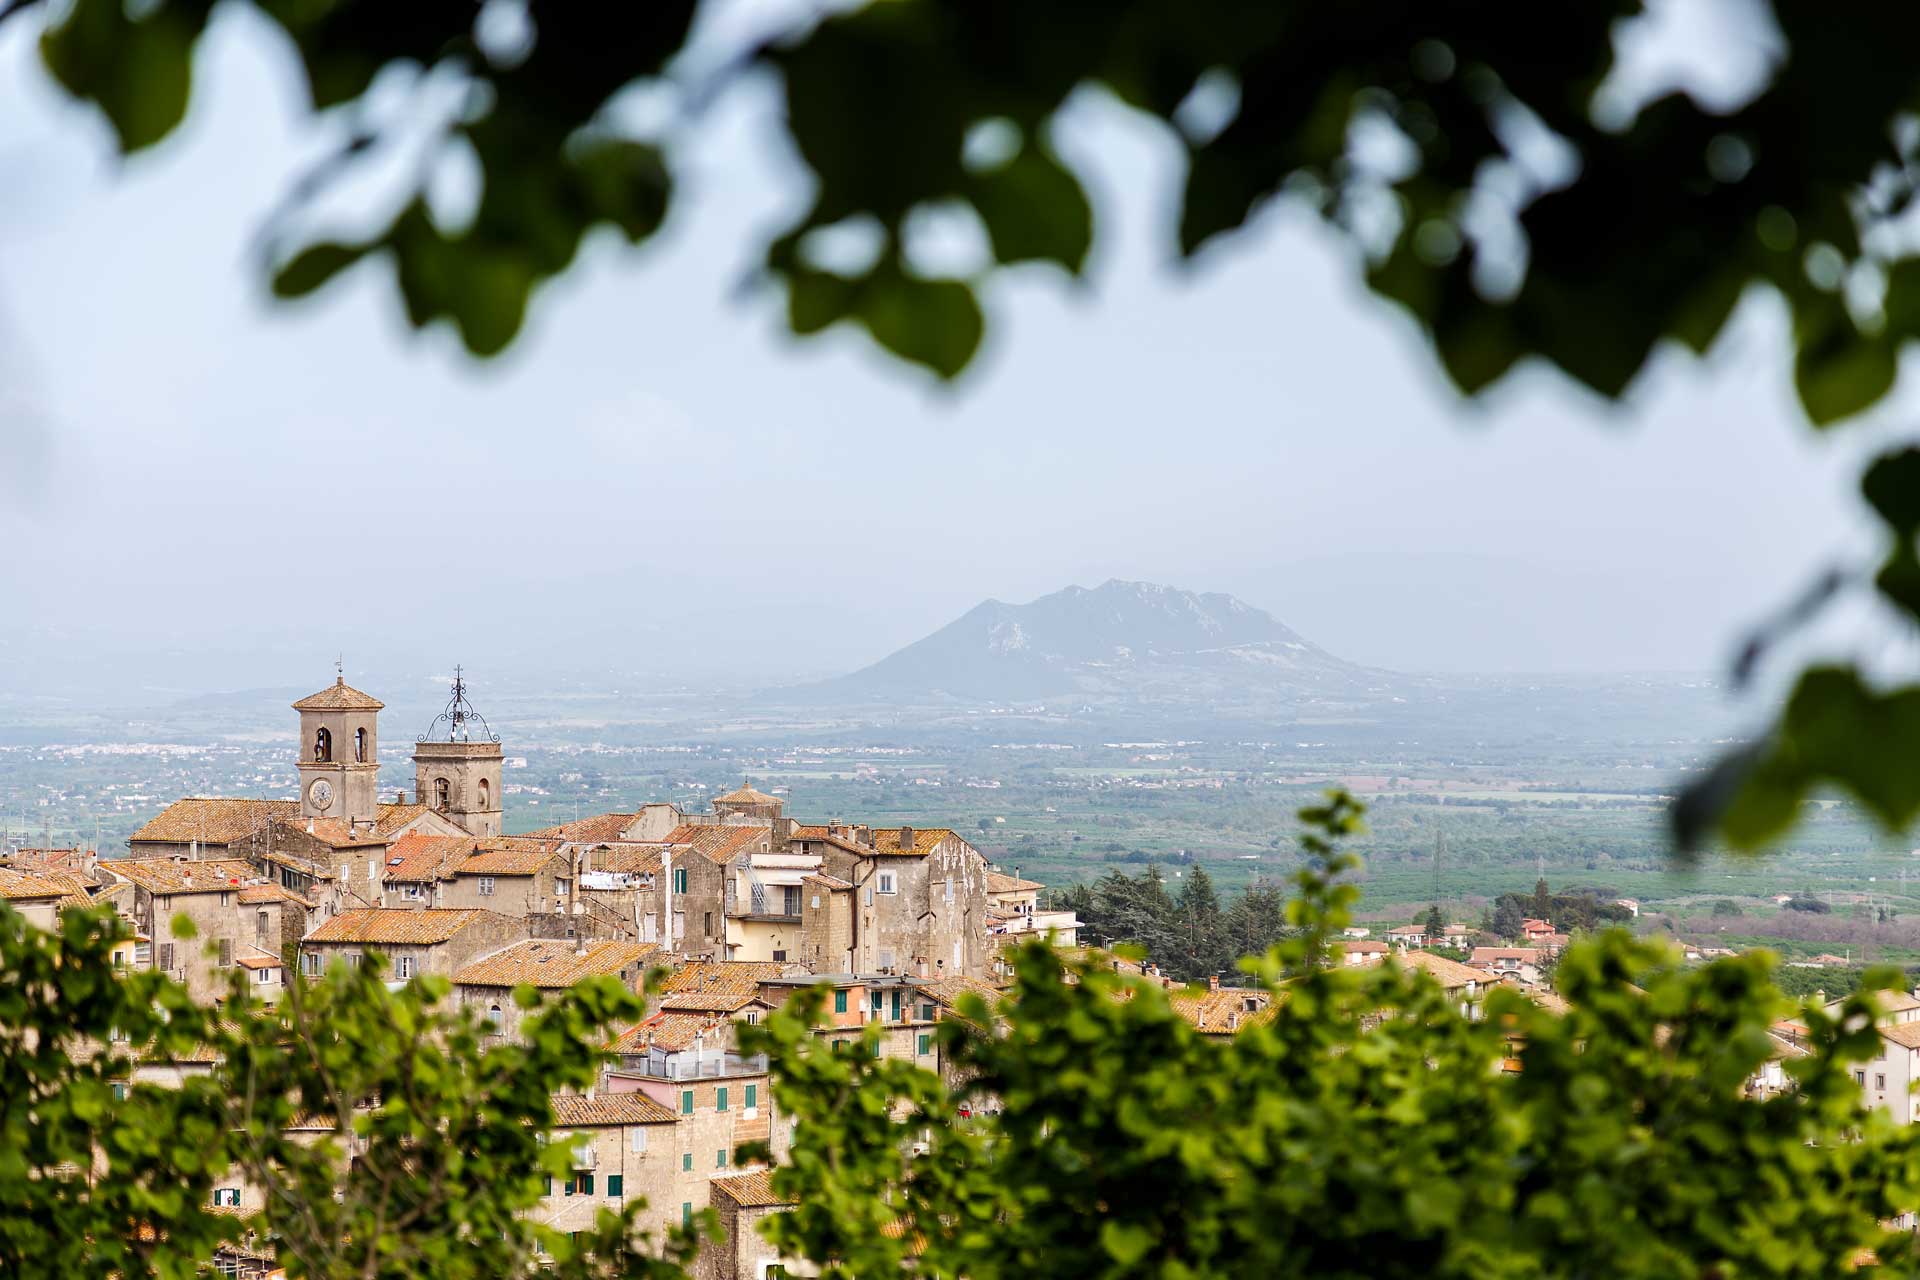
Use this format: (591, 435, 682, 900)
(803, 579, 1372, 704)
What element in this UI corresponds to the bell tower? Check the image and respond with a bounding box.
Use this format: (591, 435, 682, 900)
(293, 666, 383, 825)
(411, 666, 504, 838)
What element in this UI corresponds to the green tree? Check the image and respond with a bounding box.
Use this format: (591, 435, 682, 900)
(1423, 903, 1446, 943)
(1174, 864, 1228, 983)
(1532, 877, 1553, 924)
(1222, 881, 1289, 959)
(745, 792, 1920, 1278)
(1711, 899, 1744, 918)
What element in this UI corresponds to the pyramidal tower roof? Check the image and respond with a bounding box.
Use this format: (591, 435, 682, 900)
(292, 676, 385, 712)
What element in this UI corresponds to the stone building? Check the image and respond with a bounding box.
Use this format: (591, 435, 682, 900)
(699, 1171, 798, 1280)
(299, 907, 523, 982)
(411, 668, 505, 838)
(293, 677, 384, 827)
(106, 857, 311, 1004)
(789, 826, 991, 979)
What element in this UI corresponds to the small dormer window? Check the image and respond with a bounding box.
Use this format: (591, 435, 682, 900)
(354, 727, 367, 763)
(314, 728, 332, 762)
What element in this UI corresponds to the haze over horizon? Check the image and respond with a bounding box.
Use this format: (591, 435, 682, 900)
(0, 2, 1899, 704)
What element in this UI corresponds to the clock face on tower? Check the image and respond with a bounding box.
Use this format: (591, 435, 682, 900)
(308, 778, 334, 810)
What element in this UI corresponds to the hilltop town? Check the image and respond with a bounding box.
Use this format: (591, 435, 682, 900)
(7, 670, 1920, 1277)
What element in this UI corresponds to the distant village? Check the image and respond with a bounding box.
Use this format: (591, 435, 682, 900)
(1, 670, 1912, 1277)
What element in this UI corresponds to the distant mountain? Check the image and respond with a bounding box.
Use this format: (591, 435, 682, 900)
(808, 580, 1374, 704)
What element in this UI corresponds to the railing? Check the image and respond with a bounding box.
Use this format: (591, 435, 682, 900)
(621, 1053, 769, 1080)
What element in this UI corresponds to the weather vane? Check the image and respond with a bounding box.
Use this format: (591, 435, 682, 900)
(420, 664, 499, 743)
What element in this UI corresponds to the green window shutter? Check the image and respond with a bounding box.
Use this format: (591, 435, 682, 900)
(872, 1040, 882, 1058)
(717, 1149, 727, 1168)
(716, 1087, 728, 1112)
(681, 1089, 694, 1114)
(744, 1084, 757, 1109)
(834, 990, 848, 1013)
(545, 1175, 553, 1195)
(921, 1002, 935, 1020)
(564, 1178, 576, 1197)
(890, 990, 902, 1018)
(607, 1175, 623, 1197)
(870, 991, 883, 1010)
(683, 1202, 692, 1226)
(683, 1153, 693, 1171)
(918, 1034, 931, 1055)
(579, 1173, 594, 1195)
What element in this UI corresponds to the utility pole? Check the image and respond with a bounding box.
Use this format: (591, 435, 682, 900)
(1433, 828, 1445, 908)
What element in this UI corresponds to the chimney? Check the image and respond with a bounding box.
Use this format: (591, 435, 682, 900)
(898, 826, 916, 850)
(396, 791, 406, 805)
(1208, 974, 1220, 992)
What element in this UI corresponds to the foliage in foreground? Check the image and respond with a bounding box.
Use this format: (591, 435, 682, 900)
(748, 794, 1920, 1279)
(7, 793, 1920, 1276)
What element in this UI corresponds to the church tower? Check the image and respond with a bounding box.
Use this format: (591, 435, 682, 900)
(412, 667, 504, 838)
(293, 670, 383, 825)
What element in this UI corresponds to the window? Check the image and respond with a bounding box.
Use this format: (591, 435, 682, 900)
(921, 1002, 935, 1021)
(1878, 1073, 1888, 1090)
(743, 1009, 761, 1025)
(716, 1087, 728, 1112)
(354, 727, 367, 763)
(488, 1004, 504, 1031)
(782, 885, 802, 915)
(878, 949, 895, 972)
(434, 777, 451, 810)
(744, 1084, 757, 1111)
(682, 1203, 693, 1227)
(112, 951, 125, 970)
(477, 876, 495, 897)
(479, 778, 490, 809)
(673, 868, 688, 894)
(834, 990, 848, 1014)
(1856, 1070, 1868, 1085)
(218, 891, 230, 907)
(877, 872, 897, 895)
(578, 1172, 594, 1195)
(256, 910, 270, 945)
(680, 1089, 694, 1115)
(545, 1175, 553, 1196)
(564, 1177, 576, 1196)
(771, 950, 787, 962)
(213, 1188, 241, 1207)
(682, 1153, 693, 1172)
(890, 990, 902, 1020)
(555, 878, 571, 897)
(629, 1129, 647, 1154)
(716, 1150, 727, 1169)
(607, 1174, 623, 1197)
(158, 942, 174, 973)
(871, 991, 883, 1014)
(918, 1034, 932, 1056)
(303, 951, 321, 977)
(217, 938, 233, 969)
(314, 727, 331, 762)
(111, 1082, 126, 1101)
(255, 967, 274, 985)
(395, 955, 415, 980)
(704, 911, 713, 937)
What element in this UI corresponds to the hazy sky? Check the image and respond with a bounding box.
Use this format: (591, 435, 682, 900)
(0, 2, 1904, 698)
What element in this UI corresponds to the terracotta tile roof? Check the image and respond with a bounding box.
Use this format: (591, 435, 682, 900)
(790, 826, 830, 841)
(1393, 950, 1487, 991)
(596, 847, 662, 876)
(609, 1010, 734, 1053)
(305, 908, 501, 946)
(549, 1092, 679, 1127)
(1341, 940, 1389, 955)
(291, 678, 384, 711)
(1846, 991, 1920, 1015)
(236, 955, 283, 972)
(715, 783, 780, 806)
(283, 817, 390, 850)
(128, 798, 297, 846)
(985, 872, 1043, 894)
(459, 840, 564, 876)
(521, 813, 638, 843)
(1883, 1022, 1920, 1050)
(870, 828, 954, 857)
(383, 834, 479, 883)
(43, 872, 100, 912)
(915, 975, 1003, 1010)
(106, 858, 260, 896)
(1469, 948, 1543, 966)
(454, 939, 656, 988)
(656, 961, 799, 1011)
(660, 824, 768, 865)
(0, 867, 76, 901)
(710, 1169, 790, 1208)
(1167, 987, 1273, 1035)
(802, 872, 852, 891)
(236, 882, 314, 908)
